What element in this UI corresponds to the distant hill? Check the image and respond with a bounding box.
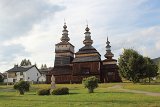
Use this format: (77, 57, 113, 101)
(152, 57, 160, 64)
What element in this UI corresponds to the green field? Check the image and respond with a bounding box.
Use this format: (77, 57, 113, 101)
(0, 83, 160, 107)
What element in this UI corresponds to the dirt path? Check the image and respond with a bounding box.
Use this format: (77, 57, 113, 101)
(107, 85, 160, 96)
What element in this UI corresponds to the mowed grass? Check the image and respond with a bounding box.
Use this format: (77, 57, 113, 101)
(0, 83, 160, 107)
(122, 83, 160, 93)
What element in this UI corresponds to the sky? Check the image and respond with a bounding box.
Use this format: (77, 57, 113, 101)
(0, 0, 160, 72)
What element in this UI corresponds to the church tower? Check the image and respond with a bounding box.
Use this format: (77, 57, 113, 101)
(46, 22, 74, 84)
(72, 25, 101, 83)
(102, 37, 121, 82)
(104, 37, 114, 59)
(54, 22, 74, 66)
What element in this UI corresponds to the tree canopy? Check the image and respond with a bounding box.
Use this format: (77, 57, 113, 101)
(82, 76, 98, 93)
(143, 57, 158, 82)
(41, 64, 47, 69)
(0, 75, 4, 82)
(13, 81, 30, 95)
(118, 49, 158, 83)
(20, 59, 32, 66)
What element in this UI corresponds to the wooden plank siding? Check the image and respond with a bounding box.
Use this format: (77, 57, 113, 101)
(72, 62, 100, 75)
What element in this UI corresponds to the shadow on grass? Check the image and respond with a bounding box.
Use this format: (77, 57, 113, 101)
(27, 93, 37, 95)
(0, 95, 23, 100)
(140, 82, 160, 85)
(69, 92, 79, 95)
(93, 91, 133, 94)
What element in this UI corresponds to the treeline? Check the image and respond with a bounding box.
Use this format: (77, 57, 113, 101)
(19, 59, 48, 69)
(118, 49, 159, 83)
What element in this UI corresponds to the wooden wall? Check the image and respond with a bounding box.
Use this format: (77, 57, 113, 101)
(72, 62, 100, 75)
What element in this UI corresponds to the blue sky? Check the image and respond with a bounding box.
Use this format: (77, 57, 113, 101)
(0, 0, 160, 72)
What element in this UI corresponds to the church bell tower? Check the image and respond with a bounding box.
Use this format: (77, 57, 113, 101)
(102, 37, 122, 82)
(54, 22, 74, 66)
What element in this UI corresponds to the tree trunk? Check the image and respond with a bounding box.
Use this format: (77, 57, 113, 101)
(149, 77, 151, 83)
(88, 88, 94, 93)
(19, 89, 24, 95)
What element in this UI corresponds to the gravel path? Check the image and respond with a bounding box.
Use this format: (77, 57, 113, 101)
(107, 85, 160, 96)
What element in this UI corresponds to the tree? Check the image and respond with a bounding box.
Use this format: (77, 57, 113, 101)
(41, 64, 47, 69)
(143, 57, 158, 83)
(159, 62, 160, 75)
(20, 59, 32, 66)
(13, 81, 30, 95)
(118, 49, 158, 83)
(44, 64, 47, 68)
(0, 75, 4, 82)
(41, 64, 44, 69)
(118, 49, 145, 83)
(82, 76, 98, 93)
(156, 61, 160, 80)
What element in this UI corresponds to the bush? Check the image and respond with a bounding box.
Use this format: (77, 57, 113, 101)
(13, 81, 30, 95)
(0, 75, 4, 82)
(82, 76, 98, 93)
(37, 88, 50, 95)
(51, 87, 69, 95)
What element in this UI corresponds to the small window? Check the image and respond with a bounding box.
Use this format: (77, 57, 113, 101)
(108, 72, 114, 76)
(13, 79, 16, 82)
(28, 77, 30, 79)
(81, 68, 90, 74)
(37, 73, 38, 76)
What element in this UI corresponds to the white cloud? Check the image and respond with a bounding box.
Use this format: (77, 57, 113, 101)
(0, 0, 160, 72)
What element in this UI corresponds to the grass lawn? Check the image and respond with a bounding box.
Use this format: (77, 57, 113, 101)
(122, 83, 160, 93)
(0, 83, 160, 107)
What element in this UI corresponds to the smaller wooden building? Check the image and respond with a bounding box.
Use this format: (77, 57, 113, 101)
(101, 37, 122, 82)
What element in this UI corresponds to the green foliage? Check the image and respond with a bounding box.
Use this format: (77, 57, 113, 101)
(156, 61, 160, 80)
(143, 57, 158, 82)
(0, 75, 4, 82)
(159, 62, 160, 73)
(82, 76, 98, 93)
(20, 59, 32, 66)
(13, 81, 30, 95)
(118, 49, 158, 83)
(37, 88, 50, 95)
(51, 87, 69, 95)
(41, 64, 47, 69)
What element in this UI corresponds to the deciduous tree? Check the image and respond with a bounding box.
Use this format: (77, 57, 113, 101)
(118, 49, 158, 83)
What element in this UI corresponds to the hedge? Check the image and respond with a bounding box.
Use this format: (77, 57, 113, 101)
(51, 87, 69, 95)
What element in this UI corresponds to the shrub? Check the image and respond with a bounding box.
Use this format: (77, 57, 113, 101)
(37, 88, 50, 95)
(82, 76, 98, 93)
(13, 81, 30, 95)
(51, 87, 69, 95)
(0, 75, 4, 82)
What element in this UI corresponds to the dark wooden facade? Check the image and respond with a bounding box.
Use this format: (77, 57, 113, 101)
(101, 64, 122, 82)
(72, 62, 101, 83)
(46, 24, 122, 84)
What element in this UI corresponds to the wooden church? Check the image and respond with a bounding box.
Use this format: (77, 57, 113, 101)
(46, 23, 122, 84)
